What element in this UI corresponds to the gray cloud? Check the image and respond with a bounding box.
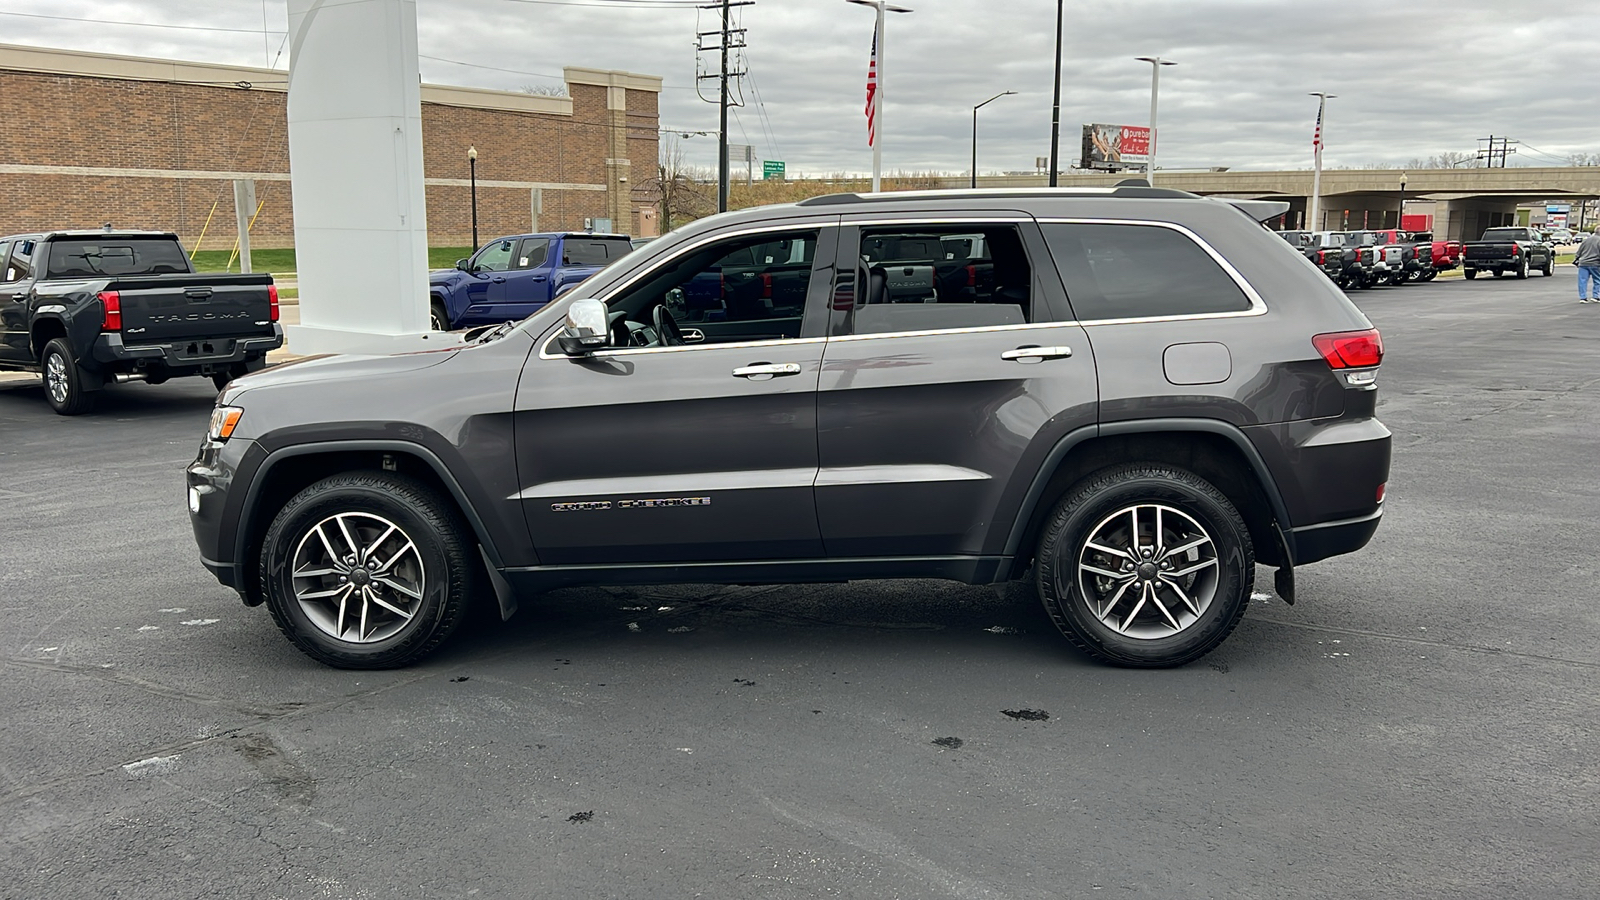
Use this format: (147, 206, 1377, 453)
(6, 0, 1596, 174)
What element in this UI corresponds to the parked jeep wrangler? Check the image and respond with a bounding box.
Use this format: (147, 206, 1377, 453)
(189, 186, 1390, 669)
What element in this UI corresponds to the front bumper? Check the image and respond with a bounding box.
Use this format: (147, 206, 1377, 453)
(94, 325, 284, 370)
(187, 436, 261, 597)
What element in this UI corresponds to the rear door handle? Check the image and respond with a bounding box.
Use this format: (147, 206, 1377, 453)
(1000, 345, 1073, 362)
(732, 362, 802, 380)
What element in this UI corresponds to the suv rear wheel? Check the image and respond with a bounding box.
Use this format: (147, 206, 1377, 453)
(1035, 465, 1254, 668)
(259, 472, 474, 668)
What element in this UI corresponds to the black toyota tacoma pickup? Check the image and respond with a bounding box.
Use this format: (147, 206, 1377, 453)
(0, 231, 283, 414)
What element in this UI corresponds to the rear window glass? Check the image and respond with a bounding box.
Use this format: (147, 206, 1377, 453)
(1041, 223, 1251, 321)
(563, 238, 633, 266)
(46, 238, 189, 278)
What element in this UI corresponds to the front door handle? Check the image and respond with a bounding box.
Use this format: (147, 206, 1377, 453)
(1000, 345, 1073, 363)
(491, 276, 507, 284)
(732, 362, 802, 380)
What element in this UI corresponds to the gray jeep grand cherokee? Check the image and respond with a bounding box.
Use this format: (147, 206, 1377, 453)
(187, 186, 1390, 670)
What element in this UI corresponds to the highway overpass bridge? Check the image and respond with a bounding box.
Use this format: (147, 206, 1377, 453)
(961, 168, 1600, 240)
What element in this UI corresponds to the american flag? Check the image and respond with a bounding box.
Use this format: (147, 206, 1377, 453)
(1312, 101, 1324, 154)
(864, 24, 878, 147)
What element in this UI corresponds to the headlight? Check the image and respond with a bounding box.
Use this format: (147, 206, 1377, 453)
(208, 406, 244, 441)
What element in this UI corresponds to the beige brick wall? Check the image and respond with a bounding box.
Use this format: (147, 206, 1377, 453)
(0, 69, 659, 250)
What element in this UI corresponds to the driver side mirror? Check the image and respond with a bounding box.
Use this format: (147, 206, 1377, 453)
(557, 298, 609, 356)
(455, 258, 472, 272)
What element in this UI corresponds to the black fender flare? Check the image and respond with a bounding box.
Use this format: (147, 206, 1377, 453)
(233, 439, 513, 616)
(999, 418, 1297, 587)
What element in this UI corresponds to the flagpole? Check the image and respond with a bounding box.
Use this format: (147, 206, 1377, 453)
(873, 1, 884, 192)
(1309, 92, 1334, 231)
(848, 0, 912, 193)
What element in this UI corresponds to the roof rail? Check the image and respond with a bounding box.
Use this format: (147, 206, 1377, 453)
(794, 186, 1196, 207)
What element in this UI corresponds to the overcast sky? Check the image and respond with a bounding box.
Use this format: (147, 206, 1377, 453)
(4, 0, 1596, 175)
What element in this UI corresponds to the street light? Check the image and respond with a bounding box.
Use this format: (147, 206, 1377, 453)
(1134, 56, 1176, 185)
(1048, 0, 1063, 187)
(846, 0, 914, 193)
(1308, 92, 1336, 232)
(1397, 171, 1408, 231)
(467, 145, 479, 250)
(971, 90, 1017, 189)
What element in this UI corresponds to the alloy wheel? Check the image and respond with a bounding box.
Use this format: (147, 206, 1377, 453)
(1074, 503, 1219, 640)
(44, 353, 69, 405)
(291, 512, 427, 643)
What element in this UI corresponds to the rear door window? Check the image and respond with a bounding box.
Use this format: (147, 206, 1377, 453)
(563, 238, 633, 266)
(1039, 223, 1251, 321)
(841, 224, 1033, 336)
(7, 240, 35, 281)
(516, 238, 551, 270)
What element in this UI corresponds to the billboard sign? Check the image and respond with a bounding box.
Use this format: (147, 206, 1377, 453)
(1081, 124, 1151, 170)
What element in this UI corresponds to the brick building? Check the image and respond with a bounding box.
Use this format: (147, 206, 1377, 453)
(0, 43, 662, 251)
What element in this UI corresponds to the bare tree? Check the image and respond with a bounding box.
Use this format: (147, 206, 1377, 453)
(1401, 151, 1480, 169)
(518, 83, 568, 97)
(649, 134, 716, 230)
(1569, 152, 1600, 166)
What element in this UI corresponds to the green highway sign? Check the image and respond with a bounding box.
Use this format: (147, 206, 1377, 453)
(762, 160, 786, 180)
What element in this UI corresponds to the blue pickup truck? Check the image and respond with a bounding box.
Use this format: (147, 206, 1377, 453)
(428, 232, 634, 330)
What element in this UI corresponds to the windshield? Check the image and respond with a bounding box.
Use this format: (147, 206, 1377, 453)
(46, 237, 190, 278)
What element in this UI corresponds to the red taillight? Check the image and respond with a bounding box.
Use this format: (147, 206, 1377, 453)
(268, 283, 280, 322)
(1316, 249, 1327, 264)
(98, 290, 121, 331)
(760, 273, 773, 299)
(1376, 483, 1387, 503)
(1312, 329, 1384, 369)
(966, 264, 977, 286)
(1511, 244, 1520, 256)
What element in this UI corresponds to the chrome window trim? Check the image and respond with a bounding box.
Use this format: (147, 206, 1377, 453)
(829, 320, 1082, 343)
(540, 334, 825, 361)
(533, 220, 832, 361)
(841, 214, 1034, 226)
(1033, 217, 1269, 323)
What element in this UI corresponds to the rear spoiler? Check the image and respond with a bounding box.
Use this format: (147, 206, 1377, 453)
(1221, 198, 1292, 223)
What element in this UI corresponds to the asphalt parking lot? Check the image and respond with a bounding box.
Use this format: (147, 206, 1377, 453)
(2, 272, 1597, 899)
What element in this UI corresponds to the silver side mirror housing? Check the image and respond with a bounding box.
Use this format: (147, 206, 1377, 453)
(557, 298, 609, 356)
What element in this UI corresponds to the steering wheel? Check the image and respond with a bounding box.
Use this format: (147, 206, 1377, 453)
(652, 304, 686, 347)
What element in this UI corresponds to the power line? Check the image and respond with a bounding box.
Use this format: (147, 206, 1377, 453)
(504, 0, 707, 7)
(0, 10, 276, 34)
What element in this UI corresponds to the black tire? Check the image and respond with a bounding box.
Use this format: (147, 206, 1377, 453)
(1543, 258, 1555, 277)
(1515, 258, 1529, 279)
(1422, 269, 1438, 282)
(41, 337, 96, 415)
(212, 372, 233, 392)
(1357, 274, 1375, 290)
(1464, 268, 1477, 280)
(1035, 465, 1254, 668)
(430, 301, 449, 332)
(258, 471, 475, 669)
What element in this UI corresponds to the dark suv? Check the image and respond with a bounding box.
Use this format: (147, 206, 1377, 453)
(188, 187, 1390, 670)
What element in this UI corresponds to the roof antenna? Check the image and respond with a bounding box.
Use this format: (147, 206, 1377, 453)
(1114, 178, 1151, 188)
(102, 222, 113, 232)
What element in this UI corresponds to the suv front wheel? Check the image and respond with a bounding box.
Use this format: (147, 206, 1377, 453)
(1035, 465, 1254, 668)
(259, 472, 474, 668)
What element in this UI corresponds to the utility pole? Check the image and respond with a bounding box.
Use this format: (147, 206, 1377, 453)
(696, 1, 752, 213)
(1477, 135, 1519, 168)
(1048, 0, 1063, 187)
(718, 0, 730, 211)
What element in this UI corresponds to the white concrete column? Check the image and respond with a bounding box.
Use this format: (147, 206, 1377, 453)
(285, 0, 435, 355)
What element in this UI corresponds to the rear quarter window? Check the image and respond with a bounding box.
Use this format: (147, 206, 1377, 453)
(563, 239, 633, 266)
(1040, 223, 1251, 321)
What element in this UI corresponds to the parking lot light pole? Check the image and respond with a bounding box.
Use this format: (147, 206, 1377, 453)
(1048, 0, 1062, 187)
(1135, 57, 1176, 185)
(1398, 171, 1408, 231)
(467, 145, 479, 250)
(971, 90, 1016, 189)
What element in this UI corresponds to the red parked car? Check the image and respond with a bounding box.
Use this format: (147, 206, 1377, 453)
(1372, 229, 1460, 275)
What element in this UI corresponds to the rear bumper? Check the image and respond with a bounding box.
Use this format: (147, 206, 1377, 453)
(91, 325, 283, 370)
(1291, 508, 1383, 565)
